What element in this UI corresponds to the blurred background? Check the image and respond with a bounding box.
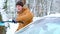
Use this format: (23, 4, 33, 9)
(0, 0, 60, 18)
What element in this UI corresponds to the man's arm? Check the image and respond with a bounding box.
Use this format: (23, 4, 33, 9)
(16, 11, 33, 23)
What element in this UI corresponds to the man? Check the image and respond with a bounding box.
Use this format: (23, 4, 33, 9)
(14, 1, 34, 31)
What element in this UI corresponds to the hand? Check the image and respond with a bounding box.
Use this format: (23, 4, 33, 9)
(12, 20, 17, 23)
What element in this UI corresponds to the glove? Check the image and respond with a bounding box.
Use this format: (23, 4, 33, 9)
(12, 20, 17, 23)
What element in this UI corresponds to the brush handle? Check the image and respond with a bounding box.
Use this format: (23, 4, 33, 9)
(0, 21, 24, 24)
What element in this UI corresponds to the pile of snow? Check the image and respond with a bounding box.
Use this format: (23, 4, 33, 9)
(6, 23, 19, 34)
